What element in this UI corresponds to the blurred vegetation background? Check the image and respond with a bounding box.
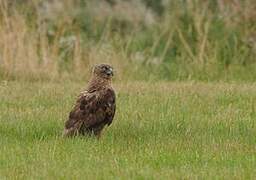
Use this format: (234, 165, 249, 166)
(0, 0, 255, 81)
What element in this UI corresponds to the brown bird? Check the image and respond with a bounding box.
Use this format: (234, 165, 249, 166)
(63, 64, 116, 138)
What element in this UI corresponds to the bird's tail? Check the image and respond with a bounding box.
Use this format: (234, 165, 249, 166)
(62, 128, 77, 138)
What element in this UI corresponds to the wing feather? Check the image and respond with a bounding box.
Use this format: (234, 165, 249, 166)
(64, 88, 116, 136)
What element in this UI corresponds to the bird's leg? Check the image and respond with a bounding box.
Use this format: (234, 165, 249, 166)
(92, 129, 102, 139)
(96, 132, 101, 140)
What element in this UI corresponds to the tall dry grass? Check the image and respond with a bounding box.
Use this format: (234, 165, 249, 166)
(0, 0, 255, 81)
(0, 0, 126, 80)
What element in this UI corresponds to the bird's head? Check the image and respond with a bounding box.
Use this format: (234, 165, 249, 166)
(93, 64, 114, 80)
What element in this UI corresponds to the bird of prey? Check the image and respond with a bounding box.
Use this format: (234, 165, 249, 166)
(63, 64, 116, 138)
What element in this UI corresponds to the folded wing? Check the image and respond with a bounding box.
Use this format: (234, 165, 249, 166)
(63, 88, 116, 136)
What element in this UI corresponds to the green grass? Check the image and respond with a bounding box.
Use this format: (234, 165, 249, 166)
(0, 80, 256, 179)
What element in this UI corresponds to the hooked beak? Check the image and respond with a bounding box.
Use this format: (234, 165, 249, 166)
(106, 68, 114, 76)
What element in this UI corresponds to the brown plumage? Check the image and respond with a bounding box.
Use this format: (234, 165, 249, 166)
(63, 64, 116, 138)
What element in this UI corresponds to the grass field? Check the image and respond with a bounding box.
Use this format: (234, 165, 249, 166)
(0, 80, 256, 179)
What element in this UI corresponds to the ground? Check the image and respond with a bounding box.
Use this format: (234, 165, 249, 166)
(0, 81, 256, 179)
